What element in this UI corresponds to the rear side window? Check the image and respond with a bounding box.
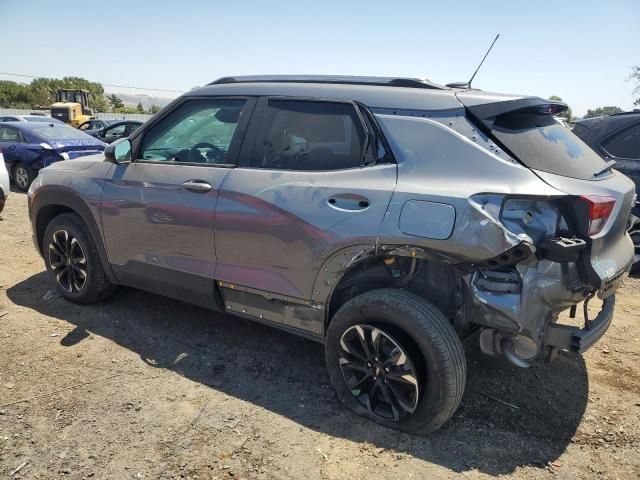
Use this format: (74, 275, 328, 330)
(252, 100, 366, 170)
(602, 123, 640, 159)
(490, 112, 608, 179)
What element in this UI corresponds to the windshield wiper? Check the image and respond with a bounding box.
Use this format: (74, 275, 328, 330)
(594, 160, 616, 177)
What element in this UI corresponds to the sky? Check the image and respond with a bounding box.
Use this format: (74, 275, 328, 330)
(1, 0, 638, 116)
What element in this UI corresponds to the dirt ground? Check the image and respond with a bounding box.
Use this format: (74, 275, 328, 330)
(0, 189, 639, 480)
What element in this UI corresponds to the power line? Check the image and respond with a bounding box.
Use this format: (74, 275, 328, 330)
(0, 71, 184, 94)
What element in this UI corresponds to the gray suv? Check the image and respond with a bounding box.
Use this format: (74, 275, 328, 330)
(28, 76, 636, 434)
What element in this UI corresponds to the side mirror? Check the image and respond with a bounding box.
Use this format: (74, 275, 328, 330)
(105, 138, 132, 164)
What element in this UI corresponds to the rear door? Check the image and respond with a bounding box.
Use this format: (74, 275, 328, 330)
(101, 97, 255, 308)
(213, 98, 396, 300)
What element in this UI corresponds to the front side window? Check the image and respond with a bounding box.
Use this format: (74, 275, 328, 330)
(602, 123, 640, 160)
(0, 127, 22, 142)
(140, 99, 246, 164)
(252, 100, 367, 171)
(78, 122, 91, 131)
(104, 124, 126, 140)
(125, 122, 141, 135)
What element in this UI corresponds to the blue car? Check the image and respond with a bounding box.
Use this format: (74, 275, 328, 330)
(0, 121, 106, 191)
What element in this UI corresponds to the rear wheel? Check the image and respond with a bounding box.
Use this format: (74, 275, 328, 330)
(43, 213, 116, 304)
(13, 163, 33, 191)
(325, 288, 466, 434)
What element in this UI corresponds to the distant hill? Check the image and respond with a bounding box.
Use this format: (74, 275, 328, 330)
(112, 92, 175, 109)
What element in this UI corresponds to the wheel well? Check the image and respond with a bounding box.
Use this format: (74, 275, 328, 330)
(35, 204, 74, 253)
(327, 256, 461, 328)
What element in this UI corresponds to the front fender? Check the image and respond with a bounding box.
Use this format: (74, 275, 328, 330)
(29, 185, 117, 283)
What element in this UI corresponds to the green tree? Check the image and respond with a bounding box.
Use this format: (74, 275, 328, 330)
(92, 95, 109, 113)
(30, 76, 107, 111)
(108, 94, 124, 109)
(0, 76, 110, 111)
(630, 65, 640, 106)
(548, 95, 573, 123)
(148, 104, 161, 114)
(136, 102, 144, 113)
(114, 106, 139, 114)
(0, 81, 32, 108)
(583, 106, 624, 118)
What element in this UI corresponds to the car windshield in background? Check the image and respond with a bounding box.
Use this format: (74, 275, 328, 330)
(491, 112, 608, 180)
(31, 124, 94, 140)
(24, 116, 62, 123)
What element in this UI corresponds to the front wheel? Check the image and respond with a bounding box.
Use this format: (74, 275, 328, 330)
(43, 213, 116, 304)
(325, 289, 466, 434)
(13, 163, 34, 191)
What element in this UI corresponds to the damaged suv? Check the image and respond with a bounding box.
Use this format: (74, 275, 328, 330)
(28, 76, 636, 434)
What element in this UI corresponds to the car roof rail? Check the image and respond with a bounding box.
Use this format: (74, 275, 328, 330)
(609, 110, 640, 117)
(208, 75, 447, 90)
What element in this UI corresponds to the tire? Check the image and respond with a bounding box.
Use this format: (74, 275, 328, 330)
(629, 227, 640, 278)
(43, 213, 116, 304)
(325, 288, 466, 434)
(13, 163, 34, 192)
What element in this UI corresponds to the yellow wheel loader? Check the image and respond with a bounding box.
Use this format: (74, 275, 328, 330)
(50, 89, 95, 127)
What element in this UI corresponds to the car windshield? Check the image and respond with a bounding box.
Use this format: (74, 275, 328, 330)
(491, 112, 608, 180)
(25, 116, 62, 124)
(30, 124, 94, 140)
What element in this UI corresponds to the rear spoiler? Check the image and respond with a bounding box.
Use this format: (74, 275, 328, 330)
(463, 97, 569, 130)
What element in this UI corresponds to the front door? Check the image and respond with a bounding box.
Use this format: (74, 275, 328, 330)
(101, 97, 254, 308)
(214, 98, 396, 300)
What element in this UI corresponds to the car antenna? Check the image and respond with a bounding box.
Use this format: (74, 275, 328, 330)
(446, 33, 500, 90)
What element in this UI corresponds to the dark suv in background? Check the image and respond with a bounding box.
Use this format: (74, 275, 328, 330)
(573, 111, 640, 270)
(28, 76, 636, 433)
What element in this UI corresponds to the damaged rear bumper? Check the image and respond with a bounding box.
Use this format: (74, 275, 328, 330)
(544, 295, 615, 353)
(466, 256, 621, 362)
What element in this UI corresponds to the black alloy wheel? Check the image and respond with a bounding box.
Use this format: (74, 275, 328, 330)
(338, 324, 420, 421)
(48, 229, 88, 293)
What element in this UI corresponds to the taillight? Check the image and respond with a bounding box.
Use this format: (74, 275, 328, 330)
(580, 195, 616, 236)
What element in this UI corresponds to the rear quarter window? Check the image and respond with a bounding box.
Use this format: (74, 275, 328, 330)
(491, 112, 608, 180)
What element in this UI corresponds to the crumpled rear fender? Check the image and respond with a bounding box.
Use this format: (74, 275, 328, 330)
(374, 113, 563, 263)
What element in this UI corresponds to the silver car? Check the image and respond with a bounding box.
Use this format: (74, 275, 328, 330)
(28, 76, 636, 433)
